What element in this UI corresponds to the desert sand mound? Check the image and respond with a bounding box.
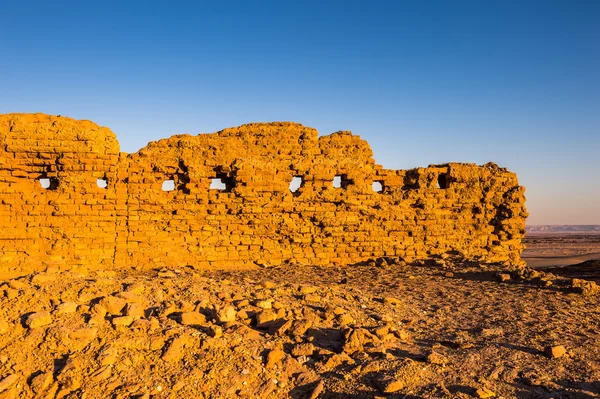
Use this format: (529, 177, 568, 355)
(0, 260, 599, 398)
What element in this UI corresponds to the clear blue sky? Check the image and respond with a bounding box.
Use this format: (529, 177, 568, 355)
(1, 0, 598, 224)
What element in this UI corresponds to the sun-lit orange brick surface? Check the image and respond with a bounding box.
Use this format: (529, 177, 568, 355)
(0, 113, 527, 275)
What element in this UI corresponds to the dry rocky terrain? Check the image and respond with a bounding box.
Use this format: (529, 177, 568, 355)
(1, 257, 599, 399)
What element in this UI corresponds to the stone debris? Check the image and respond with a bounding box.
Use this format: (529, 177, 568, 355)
(29, 372, 53, 394)
(124, 302, 145, 318)
(0, 374, 19, 393)
(265, 348, 286, 369)
(375, 375, 406, 393)
(3, 288, 18, 300)
(337, 313, 354, 325)
(68, 327, 97, 342)
(300, 286, 318, 295)
(98, 346, 118, 366)
(304, 294, 322, 303)
(308, 379, 324, 399)
(216, 305, 237, 323)
(0, 318, 8, 334)
(24, 312, 52, 329)
(31, 273, 57, 285)
(116, 291, 145, 303)
(111, 316, 135, 328)
(161, 336, 188, 363)
(475, 387, 496, 398)
(343, 328, 377, 354)
(55, 302, 78, 314)
(208, 325, 223, 338)
(87, 305, 107, 325)
(8, 280, 26, 290)
(90, 365, 112, 382)
(292, 343, 316, 357)
(383, 297, 401, 306)
(178, 311, 206, 326)
(255, 299, 273, 309)
(374, 359, 426, 393)
(99, 296, 128, 316)
(571, 279, 599, 296)
(256, 310, 277, 329)
(544, 345, 567, 359)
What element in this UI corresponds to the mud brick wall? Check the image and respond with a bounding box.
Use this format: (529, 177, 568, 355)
(0, 113, 528, 274)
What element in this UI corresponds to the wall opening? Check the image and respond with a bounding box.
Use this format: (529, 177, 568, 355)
(38, 175, 58, 190)
(437, 173, 449, 189)
(333, 174, 352, 189)
(332, 175, 342, 188)
(162, 179, 175, 191)
(39, 178, 50, 189)
(372, 181, 384, 193)
(289, 176, 303, 193)
(97, 178, 108, 189)
(162, 175, 189, 193)
(210, 178, 227, 190)
(209, 172, 234, 192)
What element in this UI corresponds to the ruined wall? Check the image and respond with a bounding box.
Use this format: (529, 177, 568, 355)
(0, 113, 528, 274)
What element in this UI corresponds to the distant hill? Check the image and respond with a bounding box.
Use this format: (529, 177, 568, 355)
(526, 225, 600, 233)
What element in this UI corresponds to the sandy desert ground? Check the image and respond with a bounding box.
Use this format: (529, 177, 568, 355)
(0, 245, 599, 399)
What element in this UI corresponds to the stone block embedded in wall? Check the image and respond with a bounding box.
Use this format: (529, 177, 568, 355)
(0, 113, 528, 274)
